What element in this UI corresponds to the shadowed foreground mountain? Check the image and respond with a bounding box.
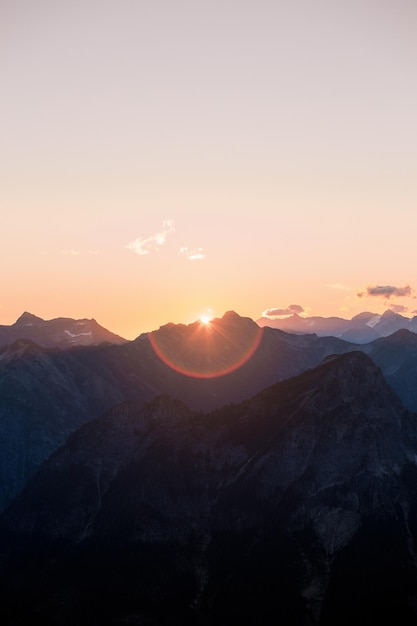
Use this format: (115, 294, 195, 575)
(1, 352, 417, 625)
(0, 312, 127, 349)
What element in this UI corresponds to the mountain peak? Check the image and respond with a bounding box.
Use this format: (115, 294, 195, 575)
(221, 310, 241, 320)
(350, 311, 376, 321)
(14, 312, 44, 326)
(381, 309, 403, 319)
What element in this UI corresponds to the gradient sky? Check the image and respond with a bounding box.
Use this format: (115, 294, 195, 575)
(2, 0, 417, 339)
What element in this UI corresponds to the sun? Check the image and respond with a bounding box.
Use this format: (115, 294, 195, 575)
(199, 314, 212, 325)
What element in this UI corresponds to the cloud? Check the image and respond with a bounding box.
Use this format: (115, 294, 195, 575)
(126, 219, 175, 255)
(389, 304, 409, 314)
(178, 246, 206, 261)
(61, 249, 80, 256)
(357, 284, 413, 299)
(327, 283, 350, 291)
(262, 304, 305, 318)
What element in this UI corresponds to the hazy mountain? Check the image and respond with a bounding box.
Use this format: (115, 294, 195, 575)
(1, 352, 417, 624)
(360, 329, 417, 412)
(257, 309, 417, 343)
(0, 311, 127, 349)
(0, 339, 128, 512)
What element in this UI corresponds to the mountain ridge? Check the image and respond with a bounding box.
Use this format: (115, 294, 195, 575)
(257, 308, 417, 343)
(0, 312, 127, 349)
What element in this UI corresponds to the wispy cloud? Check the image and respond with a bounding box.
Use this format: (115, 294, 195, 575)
(389, 304, 409, 314)
(262, 304, 305, 318)
(126, 219, 175, 256)
(61, 249, 80, 256)
(178, 246, 206, 261)
(327, 283, 350, 291)
(357, 284, 413, 299)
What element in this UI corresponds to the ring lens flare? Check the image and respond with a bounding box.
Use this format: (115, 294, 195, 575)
(148, 314, 263, 379)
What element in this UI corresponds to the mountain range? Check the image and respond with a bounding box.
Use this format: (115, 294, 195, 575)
(257, 309, 417, 343)
(1, 351, 417, 624)
(1, 309, 417, 623)
(0, 312, 127, 349)
(2, 310, 417, 515)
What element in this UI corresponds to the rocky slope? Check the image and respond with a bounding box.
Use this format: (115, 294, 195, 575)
(1, 352, 417, 624)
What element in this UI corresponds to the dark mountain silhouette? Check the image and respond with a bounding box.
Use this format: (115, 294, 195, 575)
(1, 352, 417, 624)
(258, 309, 417, 343)
(0, 311, 127, 349)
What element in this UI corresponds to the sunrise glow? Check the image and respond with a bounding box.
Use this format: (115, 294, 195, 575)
(1, 1, 416, 339)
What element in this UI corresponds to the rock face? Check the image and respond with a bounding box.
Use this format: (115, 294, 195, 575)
(0, 312, 127, 349)
(1, 352, 417, 625)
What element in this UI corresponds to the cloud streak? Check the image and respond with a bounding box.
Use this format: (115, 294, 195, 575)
(178, 246, 206, 261)
(357, 284, 413, 299)
(126, 219, 175, 256)
(389, 304, 408, 314)
(262, 304, 305, 318)
(327, 283, 350, 291)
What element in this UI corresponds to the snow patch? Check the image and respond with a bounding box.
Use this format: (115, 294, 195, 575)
(366, 315, 381, 328)
(64, 330, 92, 338)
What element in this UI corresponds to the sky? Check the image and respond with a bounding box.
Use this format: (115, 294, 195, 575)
(2, 0, 417, 339)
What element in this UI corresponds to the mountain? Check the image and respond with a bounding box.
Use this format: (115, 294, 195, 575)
(4, 310, 417, 516)
(1, 352, 417, 624)
(360, 329, 417, 412)
(257, 309, 417, 343)
(0, 339, 128, 512)
(0, 312, 127, 349)
(0, 312, 353, 512)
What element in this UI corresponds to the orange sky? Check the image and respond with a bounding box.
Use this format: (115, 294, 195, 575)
(2, 0, 417, 339)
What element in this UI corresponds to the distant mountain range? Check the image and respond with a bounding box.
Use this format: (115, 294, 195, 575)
(1, 351, 417, 624)
(257, 309, 417, 343)
(0, 311, 127, 349)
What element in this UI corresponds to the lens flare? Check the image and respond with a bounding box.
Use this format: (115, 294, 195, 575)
(148, 315, 263, 379)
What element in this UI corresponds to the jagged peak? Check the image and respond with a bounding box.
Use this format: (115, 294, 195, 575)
(14, 312, 44, 326)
